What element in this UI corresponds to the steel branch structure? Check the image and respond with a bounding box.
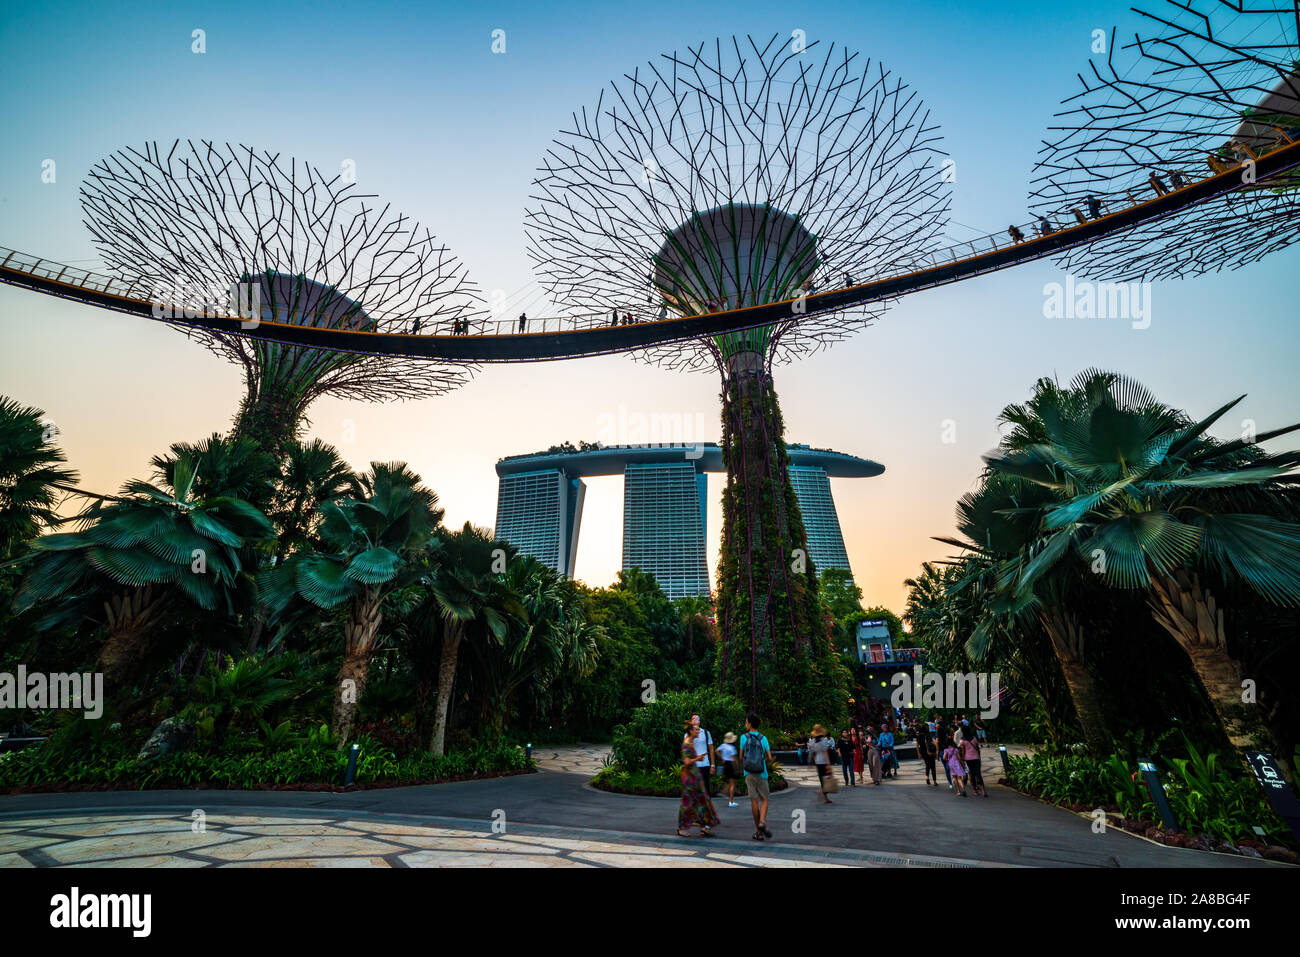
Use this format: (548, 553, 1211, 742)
(1031, 0, 1300, 281)
(78, 140, 484, 453)
(524, 34, 951, 374)
(519, 35, 956, 720)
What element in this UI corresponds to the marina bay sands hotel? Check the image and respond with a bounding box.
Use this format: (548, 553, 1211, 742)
(494, 443, 883, 599)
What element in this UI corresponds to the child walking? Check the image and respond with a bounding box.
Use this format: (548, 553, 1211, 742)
(718, 732, 740, 807)
(943, 740, 968, 797)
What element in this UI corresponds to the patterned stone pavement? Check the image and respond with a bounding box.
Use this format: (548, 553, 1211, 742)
(1, 743, 1283, 868)
(0, 809, 992, 868)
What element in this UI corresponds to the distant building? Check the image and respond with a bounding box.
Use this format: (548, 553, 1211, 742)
(494, 442, 883, 600)
(622, 461, 710, 599)
(494, 468, 585, 578)
(788, 463, 851, 573)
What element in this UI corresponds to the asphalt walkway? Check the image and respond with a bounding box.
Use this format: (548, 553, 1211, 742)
(0, 743, 1283, 868)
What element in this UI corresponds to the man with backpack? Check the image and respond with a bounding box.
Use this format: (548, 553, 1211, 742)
(738, 713, 774, 841)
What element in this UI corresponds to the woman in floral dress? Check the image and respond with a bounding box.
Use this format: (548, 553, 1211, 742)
(678, 722, 719, 837)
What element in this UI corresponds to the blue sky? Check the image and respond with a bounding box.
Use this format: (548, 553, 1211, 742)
(2, 0, 1297, 612)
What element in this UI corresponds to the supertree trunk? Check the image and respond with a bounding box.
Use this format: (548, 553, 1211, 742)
(715, 354, 842, 728)
(232, 381, 307, 463)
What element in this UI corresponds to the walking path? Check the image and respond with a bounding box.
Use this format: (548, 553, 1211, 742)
(0, 744, 1285, 868)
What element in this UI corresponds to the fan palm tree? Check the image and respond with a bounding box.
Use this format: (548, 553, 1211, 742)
(150, 433, 278, 510)
(936, 472, 1114, 754)
(13, 453, 274, 691)
(423, 523, 526, 756)
(243, 438, 355, 654)
(988, 370, 1300, 760)
(269, 439, 355, 560)
(904, 558, 1081, 747)
(260, 461, 441, 745)
(0, 396, 79, 560)
(465, 556, 599, 734)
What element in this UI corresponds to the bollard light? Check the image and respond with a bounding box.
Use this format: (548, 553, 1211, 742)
(526, 742, 533, 767)
(998, 745, 1012, 777)
(343, 743, 360, 787)
(1137, 760, 1180, 832)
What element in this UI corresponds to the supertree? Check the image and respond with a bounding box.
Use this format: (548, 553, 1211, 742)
(80, 140, 485, 459)
(525, 35, 951, 724)
(1030, 1, 1300, 281)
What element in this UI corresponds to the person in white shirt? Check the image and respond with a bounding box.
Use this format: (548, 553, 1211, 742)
(690, 714, 717, 795)
(717, 732, 740, 806)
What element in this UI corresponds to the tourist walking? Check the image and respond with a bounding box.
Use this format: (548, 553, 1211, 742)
(915, 720, 938, 786)
(943, 737, 968, 797)
(807, 724, 836, 803)
(852, 726, 865, 780)
(936, 716, 954, 789)
(718, 732, 740, 807)
(878, 724, 896, 779)
(865, 725, 882, 785)
(689, 713, 716, 795)
(678, 722, 719, 836)
(739, 714, 774, 841)
(962, 730, 987, 797)
(837, 728, 856, 787)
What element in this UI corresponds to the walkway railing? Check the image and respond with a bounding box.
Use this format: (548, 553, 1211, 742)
(4, 134, 1299, 362)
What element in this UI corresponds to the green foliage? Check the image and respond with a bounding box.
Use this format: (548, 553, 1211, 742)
(714, 376, 847, 728)
(819, 568, 863, 623)
(610, 688, 748, 772)
(15, 450, 276, 631)
(0, 395, 78, 561)
(0, 737, 528, 791)
(185, 653, 306, 742)
(592, 762, 785, 797)
(1006, 744, 1291, 844)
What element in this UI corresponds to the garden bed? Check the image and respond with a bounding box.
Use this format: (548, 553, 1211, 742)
(0, 741, 532, 794)
(998, 749, 1299, 866)
(0, 766, 536, 796)
(591, 765, 788, 798)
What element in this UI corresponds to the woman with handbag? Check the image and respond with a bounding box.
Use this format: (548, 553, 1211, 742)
(807, 724, 836, 803)
(678, 722, 720, 837)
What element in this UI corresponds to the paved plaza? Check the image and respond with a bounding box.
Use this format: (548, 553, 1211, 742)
(0, 745, 1287, 868)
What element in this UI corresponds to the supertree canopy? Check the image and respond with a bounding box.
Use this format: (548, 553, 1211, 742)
(80, 140, 484, 457)
(525, 35, 951, 724)
(1030, 1, 1300, 281)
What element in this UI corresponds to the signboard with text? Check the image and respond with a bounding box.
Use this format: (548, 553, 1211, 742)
(1244, 750, 1300, 843)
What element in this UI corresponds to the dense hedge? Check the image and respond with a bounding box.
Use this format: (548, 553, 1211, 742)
(611, 688, 749, 772)
(592, 763, 787, 798)
(0, 740, 530, 792)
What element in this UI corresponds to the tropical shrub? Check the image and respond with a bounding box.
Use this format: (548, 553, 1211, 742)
(0, 737, 528, 792)
(611, 688, 748, 772)
(592, 762, 786, 797)
(1006, 744, 1291, 844)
